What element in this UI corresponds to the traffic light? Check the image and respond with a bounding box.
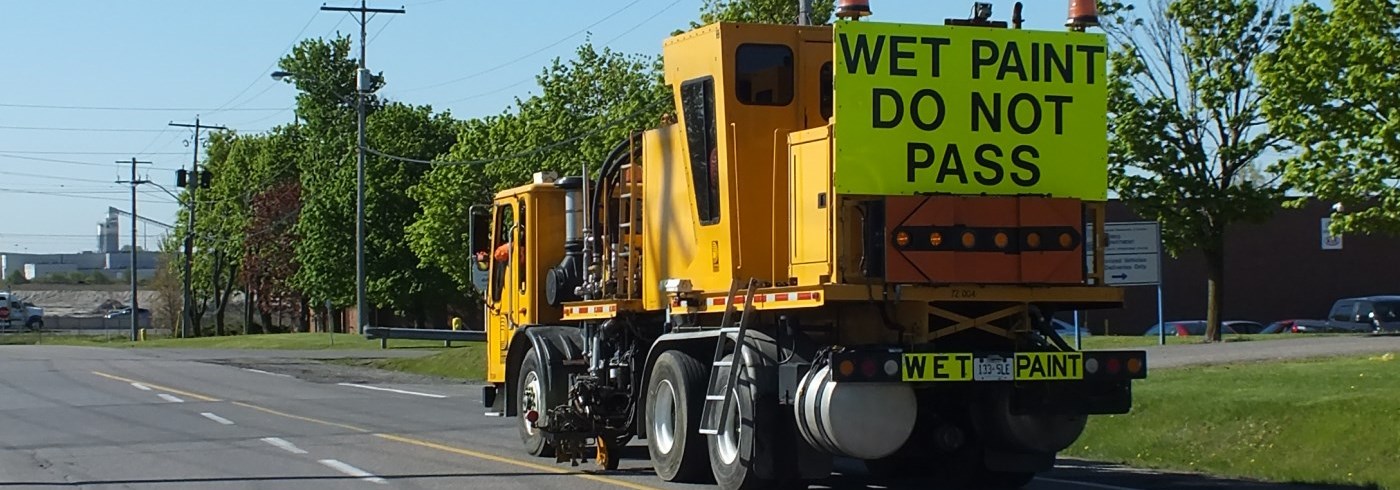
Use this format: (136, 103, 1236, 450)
(200, 170, 212, 189)
(176, 169, 189, 188)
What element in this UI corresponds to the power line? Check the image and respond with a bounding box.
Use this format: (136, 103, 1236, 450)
(395, 0, 643, 94)
(205, 10, 322, 115)
(0, 102, 286, 112)
(0, 150, 187, 155)
(430, 0, 679, 106)
(0, 125, 172, 133)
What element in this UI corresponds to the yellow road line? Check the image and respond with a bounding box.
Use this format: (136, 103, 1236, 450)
(374, 433, 662, 490)
(228, 401, 371, 433)
(92, 371, 221, 402)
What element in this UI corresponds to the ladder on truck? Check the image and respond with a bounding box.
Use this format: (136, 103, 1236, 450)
(615, 136, 643, 299)
(699, 278, 757, 436)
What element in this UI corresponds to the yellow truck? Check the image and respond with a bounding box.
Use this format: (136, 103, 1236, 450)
(471, 3, 1146, 488)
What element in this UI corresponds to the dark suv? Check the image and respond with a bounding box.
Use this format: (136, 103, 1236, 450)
(1324, 296, 1400, 334)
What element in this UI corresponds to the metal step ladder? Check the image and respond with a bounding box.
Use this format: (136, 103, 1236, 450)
(615, 136, 642, 300)
(699, 278, 757, 436)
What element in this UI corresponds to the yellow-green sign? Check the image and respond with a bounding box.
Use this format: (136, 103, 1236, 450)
(833, 21, 1109, 200)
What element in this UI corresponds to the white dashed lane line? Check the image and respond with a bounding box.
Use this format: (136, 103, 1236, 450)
(336, 383, 447, 399)
(244, 368, 292, 378)
(199, 412, 235, 425)
(260, 437, 308, 455)
(130, 382, 151, 391)
(157, 394, 185, 403)
(318, 459, 387, 484)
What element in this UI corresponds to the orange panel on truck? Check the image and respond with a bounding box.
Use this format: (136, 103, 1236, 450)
(884, 196, 1084, 284)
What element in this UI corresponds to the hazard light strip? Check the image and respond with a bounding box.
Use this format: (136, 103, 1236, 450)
(702, 290, 824, 312)
(560, 303, 620, 320)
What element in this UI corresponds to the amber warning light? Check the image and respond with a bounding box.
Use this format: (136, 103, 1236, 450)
(837, 0, 871, 20)
(1067, 0, 1100, 29)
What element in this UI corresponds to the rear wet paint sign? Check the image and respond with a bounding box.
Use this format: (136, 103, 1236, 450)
(832, 21, 1109, 200)
(902, 352, 1083, 381)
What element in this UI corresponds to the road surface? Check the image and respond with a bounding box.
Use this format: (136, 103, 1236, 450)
(1, 338, 1393, 489)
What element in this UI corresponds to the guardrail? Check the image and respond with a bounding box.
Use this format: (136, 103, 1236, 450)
(362, 326, 485, 349)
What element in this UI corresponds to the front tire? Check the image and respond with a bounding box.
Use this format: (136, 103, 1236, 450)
(517, 348, 550, 457)
(646, 350, 710, 482)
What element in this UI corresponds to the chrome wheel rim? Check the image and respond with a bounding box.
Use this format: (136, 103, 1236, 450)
(652, 379, 678, 454)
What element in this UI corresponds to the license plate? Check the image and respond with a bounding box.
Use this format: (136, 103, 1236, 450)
(974, 355, 1013, 381)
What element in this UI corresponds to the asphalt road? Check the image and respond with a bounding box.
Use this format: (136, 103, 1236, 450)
(1, 338, 1394, 489)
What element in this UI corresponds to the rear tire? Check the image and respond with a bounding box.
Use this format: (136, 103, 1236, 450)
(646, 350, 711, 482)
(707, 354, 777, 490)
(516, 348, 551, 457)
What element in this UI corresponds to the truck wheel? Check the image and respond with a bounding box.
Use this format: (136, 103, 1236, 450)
(708, 354, 778, 490)
(517, 348, 551, 457)
(646, 350, 711, 482)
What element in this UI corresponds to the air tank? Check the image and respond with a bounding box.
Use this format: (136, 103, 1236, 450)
(793, 363, 917, 460)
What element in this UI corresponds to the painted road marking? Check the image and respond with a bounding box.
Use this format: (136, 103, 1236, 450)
(92, 372, 221, 402)
(200, 412, 235, 425)
(90, 372, 657, 490)
(244, 368, 292, 378)
(1037, 477, 1143, 490)
(260, 437, 308, 455)
(231, 402, 370, 433)
(336, 383, 447, 399)
(319, 459, 387, 484)
(158, 394, 185, 403)
(130, 382, 151, 391)
(375, 434, 661, 490)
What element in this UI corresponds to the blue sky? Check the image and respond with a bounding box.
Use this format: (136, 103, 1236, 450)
(0, 1, 1099, 253)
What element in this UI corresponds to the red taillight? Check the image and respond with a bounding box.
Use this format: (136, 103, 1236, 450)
(1106, 358, 1121, 374)
(0, 307, 9, 319)
(1290, 323, 1299, 333)
(525, 410, 539, 424)
(1174, 324, 1188, 336)
(860, 359, 878, 378)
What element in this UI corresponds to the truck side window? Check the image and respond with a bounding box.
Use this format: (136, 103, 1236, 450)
(736, 44, 794, 106)
(490, 203, 515, 303)
(820, 61, 833, 121)
(682, 77, 720, 225)
(517, 199, 527, 293)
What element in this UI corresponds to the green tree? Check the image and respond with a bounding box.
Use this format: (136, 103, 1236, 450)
(365, 102, 459, 325)
(1259, 0, 1400, 236)
(408, 42, 670, 294)
(6, 269, 28, 286)
(88, 270, 112, 285)
(1102, 0, 1290, 341)
(279, 35, 381, 313)
(698, 0, 835, 25)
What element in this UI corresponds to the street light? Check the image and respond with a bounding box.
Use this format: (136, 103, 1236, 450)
(270, 70, 295, 81)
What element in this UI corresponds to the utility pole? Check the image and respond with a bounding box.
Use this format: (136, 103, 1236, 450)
(170, 117, 227, 338)
(798, 0, 811, 25)
(116, 158, 151, 342)
(320, 0, 403, 334)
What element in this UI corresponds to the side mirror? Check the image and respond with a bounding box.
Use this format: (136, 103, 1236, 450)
(468, 206, 491, 294)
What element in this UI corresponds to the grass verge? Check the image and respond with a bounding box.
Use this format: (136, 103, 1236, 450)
(1064, 352, 1399, 489)
(1077, 333, 1344, 350)
(334, 345, 486, 380)
(0, 332, 447, 350)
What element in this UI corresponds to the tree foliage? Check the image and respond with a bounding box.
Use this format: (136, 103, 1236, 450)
(1259, 0, 1400, 235)
(698, 0, 834, 25)
(408, 42, 670, 294)
(365, 102, 459, 324)
(1102, 0, 1290, 341)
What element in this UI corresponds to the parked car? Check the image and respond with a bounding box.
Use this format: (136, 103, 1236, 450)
(1142, 320, 1256, 336)
(1050, 318, 1092, 338)
(1322, 296, 1400, 334)
(1261, 319, 1341, 334)
(104, 307, 151, 319)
